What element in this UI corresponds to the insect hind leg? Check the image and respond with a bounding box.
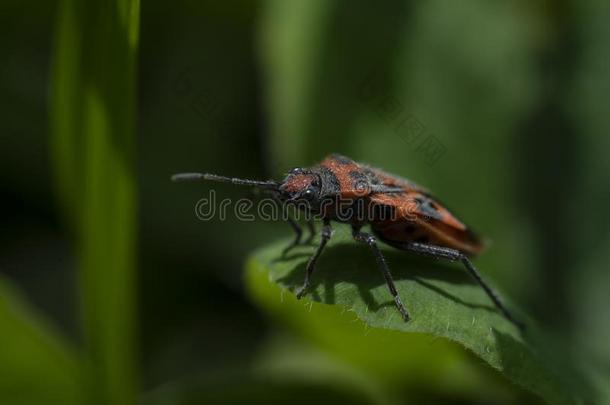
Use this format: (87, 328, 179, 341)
(404, 242, 525, 330)
(352, 226, 410, 322)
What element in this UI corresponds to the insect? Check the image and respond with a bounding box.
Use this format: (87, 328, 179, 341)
(172, 154, 524, 330)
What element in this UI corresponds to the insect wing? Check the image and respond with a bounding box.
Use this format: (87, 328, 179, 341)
(370, 191, 485, 256)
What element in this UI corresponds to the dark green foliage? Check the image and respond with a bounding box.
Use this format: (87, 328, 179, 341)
(247, 234, 601, 404)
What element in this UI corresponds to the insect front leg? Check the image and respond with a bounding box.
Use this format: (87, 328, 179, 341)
(304, 218, 316, 244)
(282, 217, 303, 256)
(296, 219, 332, 299)
(271, 192, 308, 256)
(404, 242, 525, 330)
(352, 226, 411, 322)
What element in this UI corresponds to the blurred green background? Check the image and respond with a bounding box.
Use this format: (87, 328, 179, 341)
(1, 0, 609, 403)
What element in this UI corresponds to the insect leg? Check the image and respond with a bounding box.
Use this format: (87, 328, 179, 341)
(282, 217, 303, 256)
(404, 242, 525, 330)
(352, 227, 411, 322)
(296, 219, 332, 299)
(268, 191, 306, 256)
(304, 219, 316, 244)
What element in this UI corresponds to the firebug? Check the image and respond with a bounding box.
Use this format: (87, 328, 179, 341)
(172, 154, 524, 330)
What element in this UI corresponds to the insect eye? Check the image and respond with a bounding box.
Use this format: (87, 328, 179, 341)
(302, 187, 316, 200)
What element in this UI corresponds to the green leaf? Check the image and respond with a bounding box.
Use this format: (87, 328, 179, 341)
(246, 230, 598, 405)
(0, 276, 83, 405)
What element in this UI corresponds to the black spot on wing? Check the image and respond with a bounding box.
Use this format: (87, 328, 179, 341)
(361, 167, 381, 185)
(414, 196, 443, 221)
(348, 170, 370, 193)
(348, 170, 366, 180)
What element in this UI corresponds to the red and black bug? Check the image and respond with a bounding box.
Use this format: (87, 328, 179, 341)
(172, 154, 524, 329)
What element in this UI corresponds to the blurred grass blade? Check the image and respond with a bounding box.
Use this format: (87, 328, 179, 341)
(0, 276, 83, 405)
(50, 0, 140, 404)
(49, 0, 82, 229)
(258, 0, 334, 171)
(246, 234, 601, 404)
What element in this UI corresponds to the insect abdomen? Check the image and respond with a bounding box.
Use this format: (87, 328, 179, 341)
(371, 220, 484, 256)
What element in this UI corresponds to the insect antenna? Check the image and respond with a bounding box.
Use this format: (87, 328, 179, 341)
(171, 172, 279, 189)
